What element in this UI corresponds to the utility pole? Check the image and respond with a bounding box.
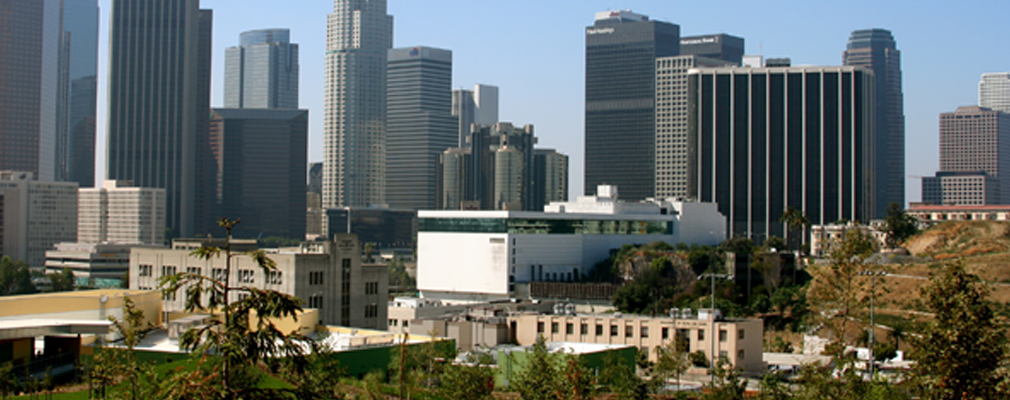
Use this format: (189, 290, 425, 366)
(858, 270, 887, 377)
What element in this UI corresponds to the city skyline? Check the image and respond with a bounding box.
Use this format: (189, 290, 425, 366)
(84, 0, 1009, 205)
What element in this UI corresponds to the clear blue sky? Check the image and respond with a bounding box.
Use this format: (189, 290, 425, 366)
(93, 0, 1009, 204)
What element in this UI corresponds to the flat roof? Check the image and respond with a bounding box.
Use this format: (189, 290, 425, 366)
(909, 205, 1010, 211)
(0, 319, 111, 340)
(0, 289, 153, 302)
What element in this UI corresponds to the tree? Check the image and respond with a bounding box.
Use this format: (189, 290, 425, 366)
(363, 242, 376, 263)
(599, 351, 645, 400)
(159, 217, 310, 397)
(780, 206, 811, 251)
(49, 267, 75, 292)
(882, 202, 918, 249)
(511, 337, 564, 400)
(0, 256, 35, 295)
(806, 228, 877, 351)
(912, 261, 1009, 399)
(0, 362, 15, 400)
(654, 337, 691, 394)
(703, 359, 747, 400)
(440, 352, 496, 400)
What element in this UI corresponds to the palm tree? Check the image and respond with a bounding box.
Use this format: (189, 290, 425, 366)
(780, 206, 811, 252)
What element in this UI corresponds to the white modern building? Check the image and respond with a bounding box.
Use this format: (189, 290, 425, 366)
(130, 234, 387, 330)
(980, 72, 1010, 113)
(45, 242, 159, 287)
(0, 171, 78, 269)
(417, 185, 726, 302)
(79, 180, 166, 245)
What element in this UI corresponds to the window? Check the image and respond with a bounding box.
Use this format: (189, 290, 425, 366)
(662, 327, 669, 339)
(551, 322, 559, 334)
(625, 326, 633, 338)
(186, 267, 200, 275)
(389, 319, 398, 327)
(566, 323, 573, 335)
(719, 330, 728, 342)
(139, 264, 152, 277)
(212, 268, 226, 281)
(580, 323, 588, 335)
(403, 320, 409, 328)
(698, 329, 705, 341)
(610, 325, 618, 337)
(537, 322, 544, 333)
(641, 327, 649, 338)
(738, 329, 745, 340)
(239, 269, 254, 284)
(308, 295, 323, 309)
(738, 350, 745, 360)
(719, 350, 728, 360)
(161, 265, 177, 277)
(310, 271, 324, 285)
(365, 281, 379, 295)
(365, 304, 378, 318)
(596, 324, 603, 336)
(267, 271, 283, 285)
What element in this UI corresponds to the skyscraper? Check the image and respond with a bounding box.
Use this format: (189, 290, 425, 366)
(926, 106, 1010, 204)
(0, 0, 98, 185)
(843, 28, 904, 217)
(323, 0, 393, 209)
(585, 10, 679, 201)
(687, 66, 875, 242)
(980, 72, 1010, 113)
(224, 28, 299, 109)
(451, 84, 499, 147)
(105, 0, 213, 238)
(679, 34, 744, 65)
(386, 46, 457, 210)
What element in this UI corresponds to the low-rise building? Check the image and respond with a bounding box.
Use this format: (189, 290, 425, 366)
(417, 185, 726, 302)
(809, 222, 888, 257)
(130, 234, 387, 330)
(45, 242, 163, 287)
(509, 309, 765, 372)
(906, 204, 1010, 223)
(78, 180, 166, 245)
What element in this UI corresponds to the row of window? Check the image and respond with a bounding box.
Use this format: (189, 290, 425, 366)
(535, 321, 744, 342)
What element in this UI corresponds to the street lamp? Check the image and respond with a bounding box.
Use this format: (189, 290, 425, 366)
(857, 270, 887, 377)
(698, 271, 733, 373)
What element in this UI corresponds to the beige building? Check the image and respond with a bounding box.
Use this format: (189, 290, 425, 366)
(130, 234, 387, 330)
(79, 180, 166, 245)
(509, 310, 764, 372)
(809, 222, 887, 257)
(0, 171, 78, 269)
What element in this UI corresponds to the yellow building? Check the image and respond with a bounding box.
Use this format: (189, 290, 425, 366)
(509, 309, 765, 372)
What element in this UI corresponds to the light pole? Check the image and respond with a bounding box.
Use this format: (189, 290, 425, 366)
(858, 270, 887, 377)
(698, 271, 733, 374)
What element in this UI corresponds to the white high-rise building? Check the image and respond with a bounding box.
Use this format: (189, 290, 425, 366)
(0, 171, 78, 269)
(980, 72, 1010, 113)
(78, 180, 166, 245)
(323, 0, 393, 209)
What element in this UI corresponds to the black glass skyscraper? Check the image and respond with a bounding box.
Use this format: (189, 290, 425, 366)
(844, 28, 904, 217)
(584, 10, 679, 201)
(688, 67, 875, 242)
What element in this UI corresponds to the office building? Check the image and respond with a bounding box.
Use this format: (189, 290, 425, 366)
(843, 28, 904, 218)
(324, 207, 417, 249)
(980, 72, 1010, 113)
(0, 0, 98, 186)
(308, 162, 323, 195)
(687, 66, 875, 242)
(208, 108, 309, 239)
(679, 34, 744, 65)
(585, 10, 679, 201)
(922, 171, 999, 206)
(0, 171, 78, 269)
(224, 28, 299, 109)
(323, 0, 393, 208)
(45, 243, 159, 287)
(927, 106, 1010, 204)
(437, 123, 567, 211)
(78, 180, 166, 245)
(417, 185, 726, 302)
(105, 0, 213, 238)
(451, 84, 499, 147)
(131, 234, 387, 329)
(386, 46, 457, 210)
(655, 55, 736, 199)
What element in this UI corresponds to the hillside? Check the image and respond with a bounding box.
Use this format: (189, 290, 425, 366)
(904, 220, 1010, 260)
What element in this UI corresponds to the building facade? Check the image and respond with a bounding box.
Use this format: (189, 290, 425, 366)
(843, 28, 904, 218)
(980, 72, 1010, 113)
(386, 46, 457, 210)
(655, 55, 736, 199)
(451, 84, 499, 147)
(208, 108, 308, 239)
(130, 234, 387, 329)
(45, 242, 158, 287)
(906, 204, 1010, 223)
(417, 186, 726, 302)
(0, 0, 98, 185)
(0, 171, 78, 269)
(323, 0, 393, 209)
(687, 66, 875, 242)
(224, 28, 299, 109)
(922, 171, 1000, 206)
(105, 0, 213, 238)
(935, 106, 1010, 203)
(78, 180, 166, 245)
(678, 34, 744, 65)
(585, 10, 679, 201)
(324, 207, 417, 249)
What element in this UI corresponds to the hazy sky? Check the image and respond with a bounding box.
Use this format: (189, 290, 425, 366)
(92, 0, 1009, 203)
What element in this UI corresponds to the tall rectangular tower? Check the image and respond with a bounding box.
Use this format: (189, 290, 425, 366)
(0, 0, 98, 185)
(980, 72, 1010, 113)
(687, 66, 875, 242)
(937, 106, 1010, 201)
(224, 28, 299, 109)
(585, 10, 679, 201)
(386, 46, 457, 210)
(844, 28, 904, 217)
(105, 0, 212, 238)
(323, 0, 393, 209)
